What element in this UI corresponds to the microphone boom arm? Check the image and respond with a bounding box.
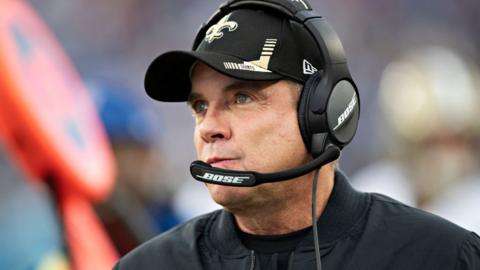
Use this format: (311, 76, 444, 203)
(190, 146, 340, 187)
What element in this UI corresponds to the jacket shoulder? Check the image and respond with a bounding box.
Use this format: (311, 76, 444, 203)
(114, 210, 221, 270)
(369, 192, 471, 240)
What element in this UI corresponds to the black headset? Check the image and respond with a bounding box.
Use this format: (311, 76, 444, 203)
(191, 0, 360, 158)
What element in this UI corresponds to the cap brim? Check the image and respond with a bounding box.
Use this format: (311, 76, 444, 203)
(145, 50, 283, 102)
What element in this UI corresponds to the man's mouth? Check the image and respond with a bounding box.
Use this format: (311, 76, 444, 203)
(206, 157, 239, 169)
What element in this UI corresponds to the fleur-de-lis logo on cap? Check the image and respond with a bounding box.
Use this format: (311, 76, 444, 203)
(204, 14, 238, 43)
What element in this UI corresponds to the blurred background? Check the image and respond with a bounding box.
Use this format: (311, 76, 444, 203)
(0, 0, 479, 269)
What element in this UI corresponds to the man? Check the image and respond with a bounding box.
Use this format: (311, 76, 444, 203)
(114, 0, 480, 269)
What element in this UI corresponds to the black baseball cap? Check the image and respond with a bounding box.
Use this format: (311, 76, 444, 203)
(145, 8, 323, 102)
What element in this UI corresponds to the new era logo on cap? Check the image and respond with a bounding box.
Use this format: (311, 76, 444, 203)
(303, 59, 318, 75)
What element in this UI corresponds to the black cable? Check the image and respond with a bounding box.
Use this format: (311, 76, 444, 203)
(312, 168, 323, 270)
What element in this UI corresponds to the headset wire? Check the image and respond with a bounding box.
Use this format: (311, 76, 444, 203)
(312, 167, 323, 270)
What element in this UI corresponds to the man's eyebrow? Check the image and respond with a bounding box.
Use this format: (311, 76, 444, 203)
(188, 80, 273, 104)
(187, 92, 202, 105)
(224, 80, 274, 92)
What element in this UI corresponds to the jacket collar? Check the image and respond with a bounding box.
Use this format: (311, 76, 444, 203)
(206, 170, 370, 256)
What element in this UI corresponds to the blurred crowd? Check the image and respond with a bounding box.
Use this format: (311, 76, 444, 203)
(0, 0, 479, 269)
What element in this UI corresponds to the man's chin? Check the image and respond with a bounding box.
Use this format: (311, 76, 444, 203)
(206, 183, 256, 209)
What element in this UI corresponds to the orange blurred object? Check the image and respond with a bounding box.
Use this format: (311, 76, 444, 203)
(0, 0, 118, 269)
(59, 183, 119, 270)
(0, 0, 115, 201)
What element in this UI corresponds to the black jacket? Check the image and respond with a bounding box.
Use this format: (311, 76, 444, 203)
(114, 172, 480, 269)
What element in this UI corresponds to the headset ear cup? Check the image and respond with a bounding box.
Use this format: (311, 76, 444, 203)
(297, 73, 322, 152)
(297, 84, 310, 151)
(326, 80, 360, 146)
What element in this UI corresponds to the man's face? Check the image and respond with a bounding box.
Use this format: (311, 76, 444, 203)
(189, 62, 311, 211)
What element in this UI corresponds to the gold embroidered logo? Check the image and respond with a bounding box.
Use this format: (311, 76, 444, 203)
(223, 38, 278, 73)
(204, 14, 238, 43)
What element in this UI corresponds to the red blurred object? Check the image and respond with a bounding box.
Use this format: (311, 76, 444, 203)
(0, 0, 118, 269)
(0, 0, 115, 201)
(60, 183, 119, 270)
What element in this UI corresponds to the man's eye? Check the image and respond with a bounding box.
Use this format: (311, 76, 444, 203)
(192, 100, 208, 113)
(234, 94, 253, 104)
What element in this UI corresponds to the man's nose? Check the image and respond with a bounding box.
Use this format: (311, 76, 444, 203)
(197, 106, 232, 143)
